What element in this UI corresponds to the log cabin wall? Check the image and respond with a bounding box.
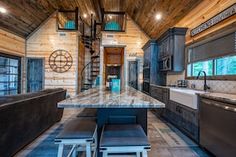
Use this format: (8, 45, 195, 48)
(166, 0, 236, 94)
(0, 29, 26, 93)
(77, 41, 85, 93)
(26, 14, 78, 96)
(175, 0, 236, 45)
(0, 29, 25, 56)
(101, 16, 150, 90)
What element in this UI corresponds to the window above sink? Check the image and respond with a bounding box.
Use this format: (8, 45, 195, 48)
(186, 30, 236, 80)
(187, 55, 236, 78)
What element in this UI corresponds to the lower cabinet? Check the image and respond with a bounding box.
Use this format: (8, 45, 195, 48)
(167, 100, 199, 142)
(149, 85, 199, 143)
(150, 85, 169, 116)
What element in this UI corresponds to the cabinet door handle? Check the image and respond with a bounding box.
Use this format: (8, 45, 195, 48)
(202, 99, 236, 113)
(176, 106, 179, 112)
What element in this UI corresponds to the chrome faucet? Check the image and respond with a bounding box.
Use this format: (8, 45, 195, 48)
(197, 70, 210, 91)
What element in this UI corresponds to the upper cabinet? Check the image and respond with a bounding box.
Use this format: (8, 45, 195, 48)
(157, 27, 187, 72)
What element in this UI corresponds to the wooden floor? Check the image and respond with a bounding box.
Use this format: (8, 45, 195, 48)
(15, 109, 210, 157)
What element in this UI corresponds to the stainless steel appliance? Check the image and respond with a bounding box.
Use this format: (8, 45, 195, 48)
(159, 55, 172, 71)
(200, 98, 236, 157)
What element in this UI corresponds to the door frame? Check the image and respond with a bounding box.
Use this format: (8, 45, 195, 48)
(100, 45, 126, 87)
(26, 57, 45, 92)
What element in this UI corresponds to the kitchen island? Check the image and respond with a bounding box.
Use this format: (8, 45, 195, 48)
(58, 86, 165, 156)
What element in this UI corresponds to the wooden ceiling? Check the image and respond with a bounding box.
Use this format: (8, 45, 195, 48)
(0, 0, 99, 38)
(122, 0, 203, 38)
(0, 0, 202, 38)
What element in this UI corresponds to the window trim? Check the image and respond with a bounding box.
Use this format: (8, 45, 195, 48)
(0, 52, 21, 95)
(102, 11, 127, 32)
(57, 8, 79, 31)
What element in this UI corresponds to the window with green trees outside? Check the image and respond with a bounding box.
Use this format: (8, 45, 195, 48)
(187, 55, 236, 77)
(215, 55, 236, 75)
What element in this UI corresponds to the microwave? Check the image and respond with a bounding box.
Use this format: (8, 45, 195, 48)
(159, 55, 172, 71)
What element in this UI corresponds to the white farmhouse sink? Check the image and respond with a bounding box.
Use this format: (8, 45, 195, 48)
(170, 88, 206, 109)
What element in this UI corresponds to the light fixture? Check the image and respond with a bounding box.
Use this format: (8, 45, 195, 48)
(155, 13, 162, 20)
(0, 7, 7, 14)
(83, 13, 87, 18)
(108, 15, 112, 19)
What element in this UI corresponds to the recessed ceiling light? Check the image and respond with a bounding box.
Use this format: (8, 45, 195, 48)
(108, 15, 112, 19)
(155, 13, 162, 20)
(0, 7, 7, 14)
(83, 13, 87, 18)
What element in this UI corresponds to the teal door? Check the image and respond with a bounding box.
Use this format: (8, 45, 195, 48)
(27, 58, 44, 92)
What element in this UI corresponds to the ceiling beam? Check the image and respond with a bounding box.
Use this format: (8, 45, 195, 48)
(92, 0, 102, 22)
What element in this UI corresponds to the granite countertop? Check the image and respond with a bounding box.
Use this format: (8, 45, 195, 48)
(150, 84, 170, 89)
(198, 92, 236, 105)
(151, 84, 236, 105)
(58, 86, 165, 108)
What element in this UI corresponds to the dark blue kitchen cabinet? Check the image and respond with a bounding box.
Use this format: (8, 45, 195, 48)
(167, 100, 199, 142)
(157, 27, 187, 72)
(142, 40, 159, 93)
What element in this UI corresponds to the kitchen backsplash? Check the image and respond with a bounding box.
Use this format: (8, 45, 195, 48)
(167, 72, 236, 94)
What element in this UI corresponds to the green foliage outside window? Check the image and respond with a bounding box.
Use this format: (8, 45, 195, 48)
(187, 55, 236, 77)
(216, 55, 236, 75)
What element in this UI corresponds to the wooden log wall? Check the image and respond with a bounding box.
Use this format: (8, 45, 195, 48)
(101, 16, 150, 89)
(0, 29, 25, 56)
(26, 15, 78, 96)
(102, 16, 149, 57)
(175, 0, 236, 45)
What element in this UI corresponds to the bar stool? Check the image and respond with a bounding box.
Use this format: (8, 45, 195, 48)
(55, 118, 97, 157)
(100, 124, 151, 157)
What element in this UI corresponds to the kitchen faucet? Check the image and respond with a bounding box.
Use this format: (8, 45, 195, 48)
(197, 70, 210, 91)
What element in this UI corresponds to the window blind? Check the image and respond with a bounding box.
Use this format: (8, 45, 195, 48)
(188, 32, 236, 63)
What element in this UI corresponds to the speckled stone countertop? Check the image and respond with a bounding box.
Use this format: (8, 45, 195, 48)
(58, 86, 165, 108)
(198, 92, 236, 105)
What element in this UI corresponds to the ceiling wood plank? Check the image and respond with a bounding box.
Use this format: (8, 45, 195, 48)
(0, 0, 203, 38)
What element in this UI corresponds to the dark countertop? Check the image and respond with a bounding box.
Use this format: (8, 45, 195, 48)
(58, 86, 165, 108)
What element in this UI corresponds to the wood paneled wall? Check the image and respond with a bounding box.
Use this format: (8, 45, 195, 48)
(101, 16, 150, 88)
(102, 17, 150, 56)
(175, 0, 236, 44)
(0, 29, 25, 56)
(78, 41, 85, 92)
(26, 15, 78, 96)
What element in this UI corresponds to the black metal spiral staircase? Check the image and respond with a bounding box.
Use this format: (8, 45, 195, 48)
(80, 14, 102, 91)
(81, 49, 100, 91)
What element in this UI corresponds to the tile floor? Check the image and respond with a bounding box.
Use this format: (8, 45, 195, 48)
(15, 109, 210, 157)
